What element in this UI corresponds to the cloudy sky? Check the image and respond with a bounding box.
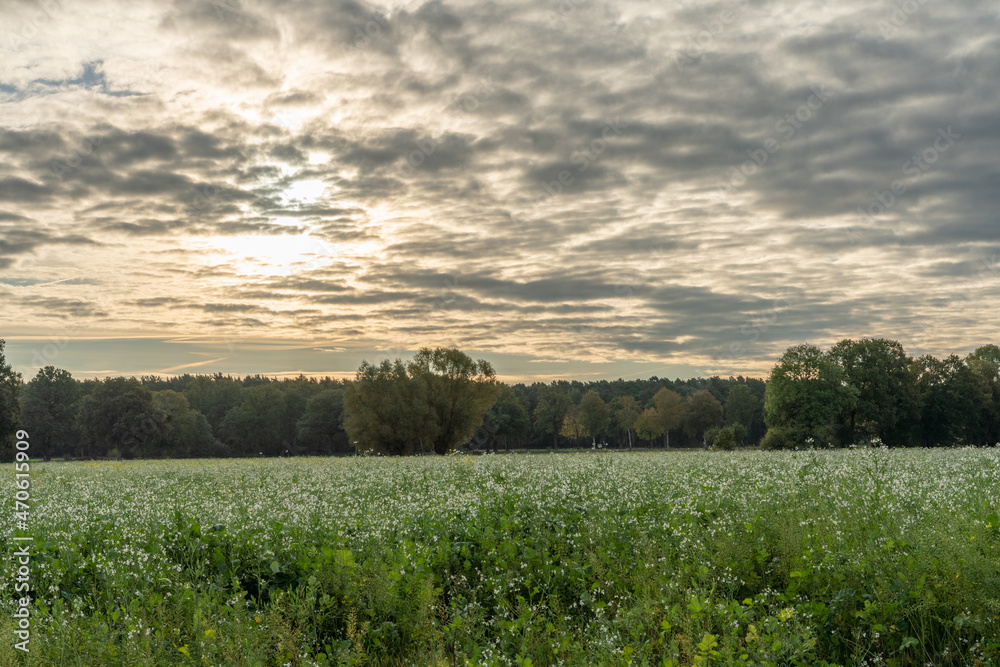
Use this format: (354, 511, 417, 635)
(1, 0, 998, 382)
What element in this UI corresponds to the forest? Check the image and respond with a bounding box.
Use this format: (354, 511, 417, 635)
(0, 338, 998, 460)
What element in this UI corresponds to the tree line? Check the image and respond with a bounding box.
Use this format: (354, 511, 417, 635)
(762, 339, 1000, 448)
(0, 338, 997, 460)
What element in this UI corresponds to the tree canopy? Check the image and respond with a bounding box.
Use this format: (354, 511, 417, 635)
(344, 348, 500, 455)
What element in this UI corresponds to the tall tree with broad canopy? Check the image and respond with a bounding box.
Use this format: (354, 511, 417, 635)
(966, 345, 1000, 445)
(578, 390, 610, 446)
(218, 384, 286, 456)
(725, 384, 758, 434)
(612, 395, 641, 448)
(653, 387, 686, 448)
(684, 389, 723, 445)
(534, 383, 571, 449)
(829, 338, 919, 446)
(407, 348, 501, 454)
(296, 387, 351, 455)
(634, 407, 664, 445)
(344, 348, 500, 455)
(914, 355, 982, 446)
(78, 377, 164, 459)
(20, 366, 80, 459)
(151, 390, 219, 458)
(475, 384, 530, 451)
(343, 359, 435, 455)
(559, 405, 586, 443)
(764, 344, 857, 447)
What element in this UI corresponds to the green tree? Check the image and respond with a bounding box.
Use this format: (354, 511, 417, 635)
(559, 405, 586, 444)
(710, 423, 747, 451)
(829, 338, 919, 446)
(344, 350, 496, 456)
(407, 348, 501, 454)
(612, 395, 641, 448)
(764, 344, 857, 448)
(534, 383, 571, 449)
(218, 385, 285, 456)
(182, 374, 243, 436)
(966, 345, 1000, 445)
(20, 366, 80, 459)
(0, 340, 23, 462)
(578, 390, 610, 446)
(151, 390, 219, 458)
(914, 355, 981, 446)
(653, 387, 686, 448)
(344, 359, 429, 455)
(279, 377, 323, 454)
(296, 388, 351, 455)
(476, 385, 530, 451)
(725, 384, 758, 434)
(684, 389, 723, 445)
(78, 377, 164, 459)
(634, 407, 664, 445)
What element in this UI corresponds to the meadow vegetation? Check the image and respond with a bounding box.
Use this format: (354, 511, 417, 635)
(3, 449, 1000, 666)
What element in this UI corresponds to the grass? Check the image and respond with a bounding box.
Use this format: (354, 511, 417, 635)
(3, 448, 1000, 665)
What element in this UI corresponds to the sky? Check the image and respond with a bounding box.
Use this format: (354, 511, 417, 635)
(1, 0, 999, 383)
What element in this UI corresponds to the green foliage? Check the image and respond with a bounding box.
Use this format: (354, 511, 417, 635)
(20, 365, 80, 458)
(151, 390, 221, 458)
(477, 384, 531, 451)
(685, 389, 724, 443)
(11, 340, 1000, 457)
(829, 338, 919, 446)
(726, 383, 758, 430)
(218, 384, 286, 456)
(760, 426, 795, 450)
(296, 388, 351, 455)
(559, 404, 585, 442)
(533, 383, 571, 449)
(653, 387, 686, 447)
(578, 390, 610, 445)
(407, 347, 501, 454)
(344, 348, 499, 455)
(966, 345, 1000, 445)
(915, 354, 981, 446)
(612, 395, 641, 447)
(182, 374, 243, 436)
(9, 450, 1000, 665)
(709, 423, 747, 450)
(78, 377, 164, 459)
(635, 407, 664, 444)
(764, 345, 857, 446)
(343, 358, 432, 456)
(0, 339, 22, 462)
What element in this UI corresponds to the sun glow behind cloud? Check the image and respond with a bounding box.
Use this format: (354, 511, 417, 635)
(204, 235, 335, 276)
(281, 179, 327, 203)
(1, 0, 998, 381)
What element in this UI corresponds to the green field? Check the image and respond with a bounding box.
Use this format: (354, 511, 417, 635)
(4, 449, 1000, 666)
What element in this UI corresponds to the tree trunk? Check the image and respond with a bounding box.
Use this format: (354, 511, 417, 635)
(627, 428, 632, 449)
(664, 429, 670, 449)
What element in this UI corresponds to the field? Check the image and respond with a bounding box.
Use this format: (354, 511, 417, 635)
(4, 449, 1000, 666)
